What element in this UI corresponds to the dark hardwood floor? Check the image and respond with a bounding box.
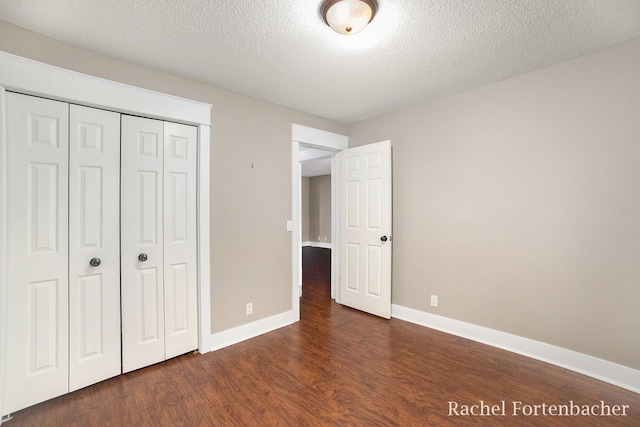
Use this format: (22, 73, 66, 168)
(5, 247, 639, 426)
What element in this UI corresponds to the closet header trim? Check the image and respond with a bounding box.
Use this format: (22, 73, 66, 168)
(0, 51, 211, 126)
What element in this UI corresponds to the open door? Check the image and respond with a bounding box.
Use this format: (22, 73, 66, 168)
(339, 140, 392, 318)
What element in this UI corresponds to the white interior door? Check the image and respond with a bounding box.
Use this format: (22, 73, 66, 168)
(340, 140, 392, 318)
(4, 92, 70, 412)
(121, 115, 166, 373)
(163, 122, 198, 358)
(68, 104, 121, 391)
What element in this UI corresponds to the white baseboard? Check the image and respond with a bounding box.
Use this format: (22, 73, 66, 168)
(201, 309, 298, 353)
(392, 304, 640, 394)
(302, 241, 332, 249)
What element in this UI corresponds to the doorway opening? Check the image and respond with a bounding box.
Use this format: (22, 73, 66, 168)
(301, 152, 333, 299)
(291, 124, 348, 320)
(292, 125, 393, 320)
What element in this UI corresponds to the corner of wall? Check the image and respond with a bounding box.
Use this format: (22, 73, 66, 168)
(202, 309, 298, 353)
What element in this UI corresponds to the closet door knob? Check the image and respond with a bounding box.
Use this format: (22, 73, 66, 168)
(380, 236, 388, 242)
(138, 253, 148, 262)
(89, 257, 101, 267)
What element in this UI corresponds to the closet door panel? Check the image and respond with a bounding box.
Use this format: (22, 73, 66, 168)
(4, 92, 69, 413)
(68, 104, 121, 391)
(163, 122, 198, 359)
(121, 115, 166, 373)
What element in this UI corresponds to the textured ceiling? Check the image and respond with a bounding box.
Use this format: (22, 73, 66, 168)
(1, 1, 639, 123)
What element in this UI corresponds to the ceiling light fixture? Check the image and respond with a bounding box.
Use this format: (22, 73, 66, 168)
(320, 0, 378, 35)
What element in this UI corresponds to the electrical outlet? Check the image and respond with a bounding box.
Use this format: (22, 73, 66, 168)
(430, 295, 438, 308)
(246, 302, 253, 315)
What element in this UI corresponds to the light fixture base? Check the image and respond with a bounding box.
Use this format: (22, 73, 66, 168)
(320, 0, 378, 35)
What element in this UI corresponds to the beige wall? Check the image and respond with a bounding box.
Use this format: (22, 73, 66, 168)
(348, 38, 640, 369)
(0, 21, 348, 333)
(301, 177, 310, 242)
(308, 175, 332, 244)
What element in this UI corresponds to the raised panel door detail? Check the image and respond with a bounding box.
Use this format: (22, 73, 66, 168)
(28, 114, 60, 148)
(366, 245, 382, 297)
(78, 122, 104, 152)
(78, 166, 103, 248)
(139, 268, 161, 342)
(346, 243, 360, 292)
(168, 172, 188, 243)
(4, 92, 69, 413)
(28, 279, 59, 373)
(170, 135, 188, 160)
(139, 132, 159, 159)
(29, 162, 59, 253)
(166, 263, 189, 334)
(69, 104, 121, 392)
(139, 171, 159, 245)
(347, 180, 360, 229)
(78, 274, 103, 358)
(347, 155, 359, 172)
(367, 178, 382, 230)
(366, 152, 382, 170)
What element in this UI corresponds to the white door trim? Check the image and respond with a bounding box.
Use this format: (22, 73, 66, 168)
(330, 154, 341, 300)
(0, 51, 211, 420)
(0, 87, 7, 423)
(291, 124, 348, 313)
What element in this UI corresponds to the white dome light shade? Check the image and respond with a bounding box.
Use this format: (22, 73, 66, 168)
(321, 0, 378, 35)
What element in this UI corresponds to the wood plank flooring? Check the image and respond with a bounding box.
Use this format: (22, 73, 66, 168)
(5, 248, 639, 426)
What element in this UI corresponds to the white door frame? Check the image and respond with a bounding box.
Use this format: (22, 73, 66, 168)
(0, 52, 211, 420)
(291, 124, 348, 316)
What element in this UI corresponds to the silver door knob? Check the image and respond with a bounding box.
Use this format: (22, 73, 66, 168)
(380, 236, 388, 242)
(89, 257, 101, 267)
(138, 253, 148, 262)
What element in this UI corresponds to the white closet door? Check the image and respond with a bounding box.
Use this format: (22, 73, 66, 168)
(68, 105, 121, 391)
(163, 122, 198, 359)
(4, 92, 69, 413)
(121, 115, 166, 373)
